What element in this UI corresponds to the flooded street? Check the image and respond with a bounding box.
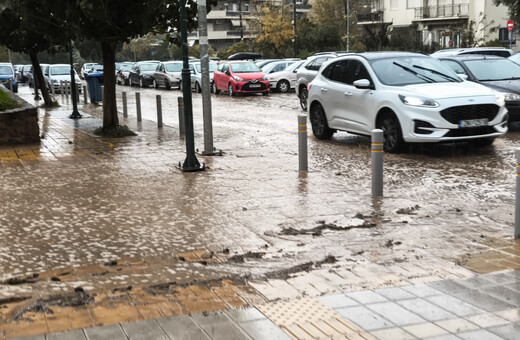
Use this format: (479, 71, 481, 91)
(1, 84, 519, 328)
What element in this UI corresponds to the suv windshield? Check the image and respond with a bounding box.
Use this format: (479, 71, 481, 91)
(371, 56, 460, 86)
(50, 66, 70, 75)
(0, 66, 13, 75)
(464, 59, 520, 81)
(165, 63, 182, 72)
(230, 62, 260, 73)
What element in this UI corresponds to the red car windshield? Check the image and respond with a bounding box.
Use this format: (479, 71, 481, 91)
(230, 63, 260, 73)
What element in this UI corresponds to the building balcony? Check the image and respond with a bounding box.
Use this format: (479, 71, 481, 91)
(414, 4, 469, 20)
(357, 11, 384, 24)
(225, 10, 251, 17)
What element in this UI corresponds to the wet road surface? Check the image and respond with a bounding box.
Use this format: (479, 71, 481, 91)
(1, 83, 519, 327)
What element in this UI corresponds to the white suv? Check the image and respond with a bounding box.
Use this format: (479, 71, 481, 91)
(307, 52, 508, 153)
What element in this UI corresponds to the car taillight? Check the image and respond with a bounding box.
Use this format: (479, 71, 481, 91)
(307, 83, 312, 91)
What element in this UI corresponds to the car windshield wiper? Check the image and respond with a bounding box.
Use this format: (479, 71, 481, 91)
(500, 77, 520, 80)
(412, 64, 459, 82)
(393, 62, 435, 83)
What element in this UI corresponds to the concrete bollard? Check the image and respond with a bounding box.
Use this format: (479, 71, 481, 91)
(50, 81, 55, 95)
(60, 81, 64, 95)
(156, 95, 163, 128)
(136, 92, 142, 122)
(100, 85, 104, 101)
(514, 150, 520, 239)
(122, 91, 128, 117)
(177, 96, 185, 136)
(83, 85, 87, 104)
(298, 115, 308, 171)
(65, 81, 70, 96)
(371, 129, 384, 197)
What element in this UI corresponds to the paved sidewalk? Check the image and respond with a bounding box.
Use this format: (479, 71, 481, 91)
(11, 269, 520, 340)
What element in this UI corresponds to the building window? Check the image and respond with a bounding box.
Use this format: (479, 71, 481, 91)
(224, 3, 228, 11)
(390, 0, 399, 10)
(245, 3, 249, 11)
(499, 27, 516, 44)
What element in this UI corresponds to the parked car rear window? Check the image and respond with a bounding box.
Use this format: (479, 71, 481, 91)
(140, 63, 158, 72)
(230, 63, 261, 73)
(194, 63, 217, 73)
(464, 58, 520, 81)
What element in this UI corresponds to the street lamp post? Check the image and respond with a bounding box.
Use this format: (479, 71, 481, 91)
(179, 0, 205, 172)
(69, 41, 82, 119)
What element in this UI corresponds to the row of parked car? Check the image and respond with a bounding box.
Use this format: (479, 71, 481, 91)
(108, 58, 304, 96)
(296, 47, 520, 152)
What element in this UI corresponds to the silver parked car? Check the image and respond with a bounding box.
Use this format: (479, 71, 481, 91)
(188, 61, 217, 93)
(296, 54, 338, 110)
(153, 61, 183, 90)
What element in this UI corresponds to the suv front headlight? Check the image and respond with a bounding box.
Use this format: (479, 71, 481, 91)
(399, 95, 439, 108)
(501, 92, 520, 102)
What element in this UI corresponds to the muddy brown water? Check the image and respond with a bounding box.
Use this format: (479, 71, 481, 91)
(1, 84, 519, 307)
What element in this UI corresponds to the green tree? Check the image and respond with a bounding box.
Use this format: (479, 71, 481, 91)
(0, 0, 68, 106)
(66, 0, 213, 131)
(256, 6, 294, 57)
(494, 0, 520, 29)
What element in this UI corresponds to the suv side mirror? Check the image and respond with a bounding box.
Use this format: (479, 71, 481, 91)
(457, 73, 468, 80)
(353, 79, 373, 89)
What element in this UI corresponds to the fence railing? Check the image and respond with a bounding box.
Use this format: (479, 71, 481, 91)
(414, 4, 469, 19)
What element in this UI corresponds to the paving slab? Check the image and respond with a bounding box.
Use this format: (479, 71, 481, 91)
(120, 319, 169, 340)
(83, 324, 128, 340)
(155, 315, 210, 340)
(190, 311, 251, 340)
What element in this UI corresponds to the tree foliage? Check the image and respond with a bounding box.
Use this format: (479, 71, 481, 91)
(256, 6, 294, 57)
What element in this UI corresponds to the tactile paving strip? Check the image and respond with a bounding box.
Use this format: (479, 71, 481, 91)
(256, 297, 376, 340)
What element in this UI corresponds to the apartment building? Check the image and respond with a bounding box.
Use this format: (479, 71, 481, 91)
(190, 0, 311, 51)
(357, 0, 516, 50)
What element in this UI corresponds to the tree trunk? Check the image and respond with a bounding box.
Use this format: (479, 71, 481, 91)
(29, 52, 53, 106)
(101, 40, 119, 129)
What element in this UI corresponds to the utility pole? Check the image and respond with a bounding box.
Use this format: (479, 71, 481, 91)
(239, 0, 244, 40)
(293, 0, 297, 57)
(345, 0, 350, 52)
(198, 0, 216, 155)
(179, 0, 205, 172)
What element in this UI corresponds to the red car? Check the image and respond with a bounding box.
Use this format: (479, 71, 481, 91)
(211, 61, 270, 96)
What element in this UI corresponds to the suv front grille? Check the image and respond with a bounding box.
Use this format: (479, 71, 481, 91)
(440, 104, 499, 124)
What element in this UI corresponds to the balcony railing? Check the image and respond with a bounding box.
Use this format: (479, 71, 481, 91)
(414, 4, 469, 19)
(357, 11, 383, 23)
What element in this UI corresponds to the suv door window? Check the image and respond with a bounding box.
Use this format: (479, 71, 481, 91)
(323, 60, 371, 85)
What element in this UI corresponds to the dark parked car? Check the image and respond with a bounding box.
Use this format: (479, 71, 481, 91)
(436, 55, 520, 122)
(20, 64, 32, 83)
(129, 62, 160, 87)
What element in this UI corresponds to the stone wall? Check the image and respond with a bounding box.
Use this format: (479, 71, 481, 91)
(0, 85, 40, 145)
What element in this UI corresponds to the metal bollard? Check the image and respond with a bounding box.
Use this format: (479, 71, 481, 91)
(76, 84, 80, 102)
(66, 81, 70, 96)
(371, 129, 384, 196)
(50, 81, 55, 95)
(83, 86, 87, 104)
(298, 115, 308, 171)
(177, 96, 185, 136)
(156, 95, 163, 128)
(122, 91, 128, 117)
(60, 81, 64, 95)
(514, 150, 520, 239)
(100, 85, 104, 101)
(8, 79, 13, 92)
(136, 92, 142, 122)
